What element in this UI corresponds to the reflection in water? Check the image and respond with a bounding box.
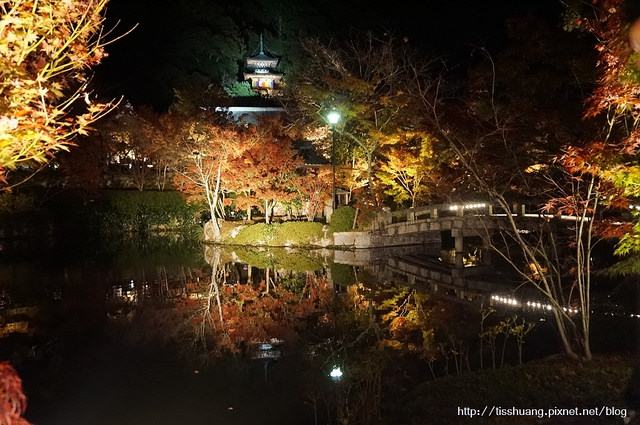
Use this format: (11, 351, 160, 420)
(175, 246, 332, 361)
(0, 238, 638, 425)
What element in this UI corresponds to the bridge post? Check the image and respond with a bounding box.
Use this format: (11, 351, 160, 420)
(488, 205, 493, 216)
(407, 208, 415, 222)
(452, 228, 465, 269)
(376, 207, 392, 230)
(432, 207, 438, 219)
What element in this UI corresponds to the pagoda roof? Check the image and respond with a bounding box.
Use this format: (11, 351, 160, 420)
(247, 52, 277, 62)
(246, 35, 279, 66)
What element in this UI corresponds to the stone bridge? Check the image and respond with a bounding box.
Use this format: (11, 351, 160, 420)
(333, 201, 581, 251)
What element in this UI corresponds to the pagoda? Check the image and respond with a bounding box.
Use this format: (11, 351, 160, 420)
(243, 35, 282, 93)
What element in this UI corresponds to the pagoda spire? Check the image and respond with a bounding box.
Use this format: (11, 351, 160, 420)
(259, 34, 264, 55)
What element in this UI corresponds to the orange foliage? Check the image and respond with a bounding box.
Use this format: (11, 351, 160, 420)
(0, 0, 119, 187)
(183, 275, 332, 355)
(225, 120, 303, 222)
(296, 166, 332, 221)
(0, 362, 31, 425)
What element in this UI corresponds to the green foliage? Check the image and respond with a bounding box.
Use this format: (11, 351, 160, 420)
(223, 81, 258, 97)
(97, 190, 198, 235)
(376, 133, 441, 208)
(408, 356, 634, 424)
(223, 221, 324, 246)
(232, 247, 323, 271)
(329, 206, 356, 232)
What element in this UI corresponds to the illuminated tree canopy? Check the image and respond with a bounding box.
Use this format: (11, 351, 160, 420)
(0, 0, 118, 188)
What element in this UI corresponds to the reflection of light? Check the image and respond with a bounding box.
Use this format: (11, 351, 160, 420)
(329, 366, 343, 380)
(491, 294, 519, 307)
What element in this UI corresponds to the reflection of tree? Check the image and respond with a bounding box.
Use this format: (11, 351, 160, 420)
(179, 247, 332, 361)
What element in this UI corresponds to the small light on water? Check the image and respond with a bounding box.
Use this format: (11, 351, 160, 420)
(329, 366, 343, 380)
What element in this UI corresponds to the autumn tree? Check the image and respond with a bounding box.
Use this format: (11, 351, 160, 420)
(170, 111, 258, 240)
(291, 33, 421, 206)
(376, 131, 444, 208)
(225, 119, 303, 224)
(98, 104, 156, 190)
(0, 0, 120, 188)
(297, 165, 332, 221)
(407, 12, 601, 360)
(571, 0, 640, 275)
(59, 133, 109, 202)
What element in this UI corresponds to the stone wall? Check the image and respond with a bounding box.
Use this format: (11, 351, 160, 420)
(333, 228, 441, 248)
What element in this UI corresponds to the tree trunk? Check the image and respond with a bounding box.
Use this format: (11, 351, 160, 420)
(265, 200, 271, 224)
(366, 151, 376, 205)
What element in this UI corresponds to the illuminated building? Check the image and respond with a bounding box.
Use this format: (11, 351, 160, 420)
(243, 35, 282, 94)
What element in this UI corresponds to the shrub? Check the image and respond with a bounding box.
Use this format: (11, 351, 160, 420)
(97, 190, 198, 234)
(330, 206, 357, 233)
(223, 221, 324, 246)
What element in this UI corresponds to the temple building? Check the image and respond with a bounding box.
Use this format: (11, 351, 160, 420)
(243, 35, 282, 94)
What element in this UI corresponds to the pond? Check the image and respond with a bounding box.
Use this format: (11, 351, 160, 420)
(0, 234, 638, 424)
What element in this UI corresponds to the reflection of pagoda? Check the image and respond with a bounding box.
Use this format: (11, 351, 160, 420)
(243, 35, 282, 94)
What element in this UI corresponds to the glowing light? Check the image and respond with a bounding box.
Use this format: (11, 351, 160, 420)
(491, 294, 519, 307)
(327, 110, 341, 125)
(329, 366, 343, 380)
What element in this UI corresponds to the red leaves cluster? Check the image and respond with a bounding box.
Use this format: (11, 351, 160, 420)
(0, 362, 30, 425)
(581, 0, 640, 121)
(560, 142, 609, 176)
(594, 219, 633, 239)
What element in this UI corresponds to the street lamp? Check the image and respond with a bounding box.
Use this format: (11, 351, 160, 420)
(327, 110, 340, 212)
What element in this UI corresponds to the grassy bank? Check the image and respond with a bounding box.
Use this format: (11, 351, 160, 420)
(404, 355, 636, 424)
(219, 221, 327, 246)
(217, 207, 361, 247)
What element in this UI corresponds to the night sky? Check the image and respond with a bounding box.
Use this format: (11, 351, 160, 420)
(94, 0, 573, 109)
